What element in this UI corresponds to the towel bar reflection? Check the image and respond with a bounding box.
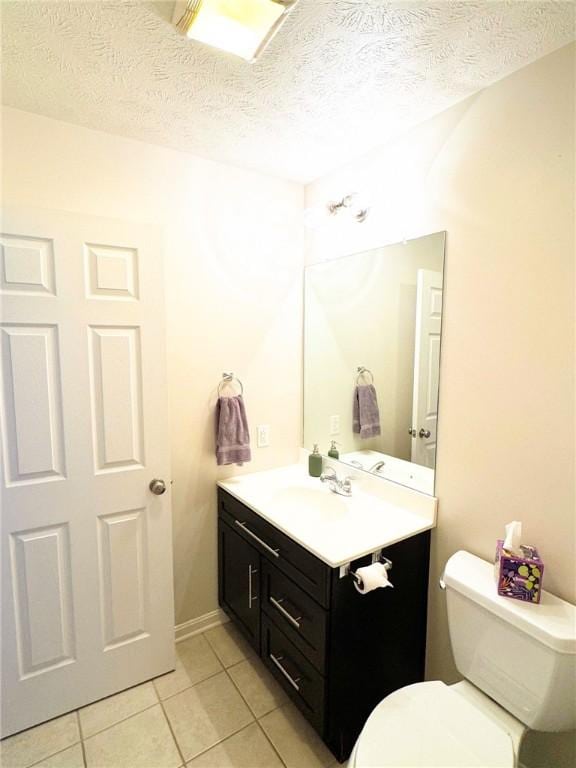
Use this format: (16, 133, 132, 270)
(218, 372, 244, 396)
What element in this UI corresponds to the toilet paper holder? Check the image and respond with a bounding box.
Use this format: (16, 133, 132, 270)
(340, 551, 393, 588)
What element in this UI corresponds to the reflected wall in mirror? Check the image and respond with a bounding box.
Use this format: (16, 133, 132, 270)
(304, 232, 446, 495)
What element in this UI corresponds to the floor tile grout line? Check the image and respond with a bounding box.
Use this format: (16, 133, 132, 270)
(221, 661, 289, 767)
(79, 701, 161, 744)
(209, 631, 286, 721)
(154, 666, 225, 704)
(255, 718, 290, 768)
(79, 736, 88, 768)
(182, 718, 262, 766)
(223, 663, 285, 722)
(76, 709, 84, 741)
(202, 625, 255, 671)
(157, 697, 187, 768)
(2, 712, 82, 768)
(223, 663, 261, 719)
(201, 630, 291, 765)
(201, 627, 226, 666)
(25, 737, 83, 768)
(75, 711, 87, 767)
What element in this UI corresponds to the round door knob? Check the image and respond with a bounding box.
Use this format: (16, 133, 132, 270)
(419, 428, 431, 439)
(408, 427, 416, 436)
(149, 478, 167, 495)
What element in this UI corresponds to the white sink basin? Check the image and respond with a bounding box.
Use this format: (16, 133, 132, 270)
(219, 463, 437, 567)
(268, 486, 349, 521)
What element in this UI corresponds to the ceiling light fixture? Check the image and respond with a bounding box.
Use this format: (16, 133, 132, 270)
(172, 0, 299, 62)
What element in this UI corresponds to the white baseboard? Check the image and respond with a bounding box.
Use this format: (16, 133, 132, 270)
(175, 609, 229, 643)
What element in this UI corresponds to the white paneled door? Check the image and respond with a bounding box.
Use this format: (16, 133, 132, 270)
(0, 207, 174, 737)
(411, 269, 443, 469)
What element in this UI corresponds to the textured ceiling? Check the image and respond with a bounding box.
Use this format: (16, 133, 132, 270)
(2, 0, 574, 182)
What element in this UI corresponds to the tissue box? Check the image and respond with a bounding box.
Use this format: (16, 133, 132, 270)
(495, 540, 544, 604)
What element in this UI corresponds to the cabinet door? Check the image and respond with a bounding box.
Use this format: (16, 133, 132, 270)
(218, 520, 260, 652)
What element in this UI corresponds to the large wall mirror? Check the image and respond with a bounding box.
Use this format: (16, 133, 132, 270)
(304, 232, 446, 495)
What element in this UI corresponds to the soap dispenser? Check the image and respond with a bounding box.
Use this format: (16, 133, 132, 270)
(309, 444, 323, 477)
(328, 440, 340, 459)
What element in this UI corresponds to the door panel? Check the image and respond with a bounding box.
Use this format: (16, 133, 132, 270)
(84, 243, 139, 301)
(97, 508, 148, 650)
(0, 324, 66, 485)
(1, 206, 174, 737)
(0, 234, 56, 296)
(10, 523, 75, 678)
(88, 325, 144, 472)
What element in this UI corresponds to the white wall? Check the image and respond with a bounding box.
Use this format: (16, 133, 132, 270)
(305, 43, 575, 767)
(1, 107, 304, 626)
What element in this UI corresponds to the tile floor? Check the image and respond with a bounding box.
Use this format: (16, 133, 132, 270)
(1, 623, 346, 768)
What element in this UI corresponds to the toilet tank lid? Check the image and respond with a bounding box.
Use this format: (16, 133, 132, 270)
(444, 551, 576, 654)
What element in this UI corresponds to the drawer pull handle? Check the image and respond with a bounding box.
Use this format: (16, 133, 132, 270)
(269, 653, 301, 691)
(270, 596, 301, 629)
(235, 520, 280, 558)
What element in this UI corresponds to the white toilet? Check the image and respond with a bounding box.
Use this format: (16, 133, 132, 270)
(350, 550, 576, 767)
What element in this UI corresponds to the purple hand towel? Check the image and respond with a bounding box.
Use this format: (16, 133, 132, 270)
(353, 384, 381, 439)
(216, 395, 252, 466)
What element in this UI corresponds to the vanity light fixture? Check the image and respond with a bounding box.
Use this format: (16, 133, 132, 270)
(172, 0, 299, 62)
(327, 194, 369, 223)
(304, 193, 370, 229)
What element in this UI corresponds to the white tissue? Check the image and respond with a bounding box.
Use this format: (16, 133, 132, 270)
(354, 562, 394, 594)
(503, 520, 522, 555)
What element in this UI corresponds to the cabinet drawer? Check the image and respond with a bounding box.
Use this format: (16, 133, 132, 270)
(262, 560, 327, 673)
(261, 616, 325, 734)
(218, 489, 330, 608)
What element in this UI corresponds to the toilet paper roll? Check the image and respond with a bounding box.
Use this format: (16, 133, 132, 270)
(354, 562, 393, 594)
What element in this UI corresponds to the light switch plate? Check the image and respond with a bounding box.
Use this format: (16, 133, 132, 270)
(257, 424, 270, 447)
(330, 415, 340, 435)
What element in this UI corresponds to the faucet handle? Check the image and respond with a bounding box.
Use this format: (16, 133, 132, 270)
(341, 476, 353, 493)
(320, 467, 337, 483)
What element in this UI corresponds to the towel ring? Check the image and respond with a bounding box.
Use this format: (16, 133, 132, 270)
(218, 372, 244, 396)
(356, 366, 374, 385)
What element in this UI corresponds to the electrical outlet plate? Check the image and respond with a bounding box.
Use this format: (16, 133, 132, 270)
(257, 424, 270, 448)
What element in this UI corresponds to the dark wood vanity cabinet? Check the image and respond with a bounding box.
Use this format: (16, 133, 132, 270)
(217, 488, 431, 763)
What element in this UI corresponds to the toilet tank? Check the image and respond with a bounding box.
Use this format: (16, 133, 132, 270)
(443, 551, 576, 732)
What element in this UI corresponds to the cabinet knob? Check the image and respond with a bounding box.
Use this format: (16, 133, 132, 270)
(418, 429, 431, 439)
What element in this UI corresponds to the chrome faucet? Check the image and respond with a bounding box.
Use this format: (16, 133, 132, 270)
(368, 460, 386, 474)
(320, 467, 353, 497)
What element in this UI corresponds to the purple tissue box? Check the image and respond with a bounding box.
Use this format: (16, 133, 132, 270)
(495, 540, 544, 604)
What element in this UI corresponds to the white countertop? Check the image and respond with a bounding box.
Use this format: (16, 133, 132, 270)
(218, 462, 437, 568)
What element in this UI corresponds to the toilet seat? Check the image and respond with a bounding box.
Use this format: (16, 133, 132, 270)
(352, 681, 516, 767)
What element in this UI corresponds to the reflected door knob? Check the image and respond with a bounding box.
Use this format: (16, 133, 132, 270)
(419, 428, 431, 439)
(149, 478, 167, 495)
(408, 427, 416, 437)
